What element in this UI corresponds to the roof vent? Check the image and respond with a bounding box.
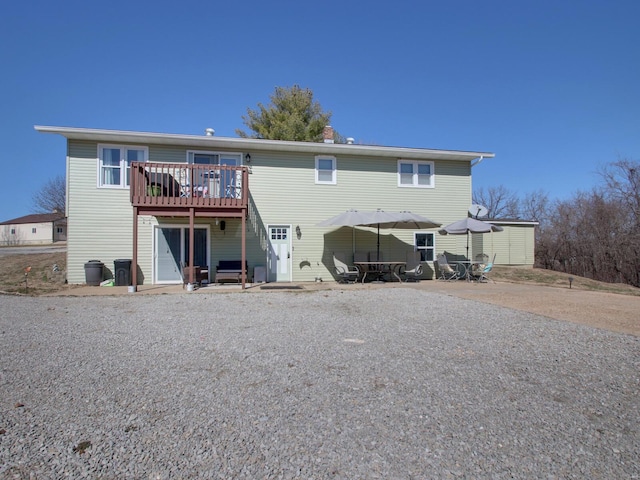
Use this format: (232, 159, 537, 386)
(205, 128, 215, 136)
(346, 137, 355, 144)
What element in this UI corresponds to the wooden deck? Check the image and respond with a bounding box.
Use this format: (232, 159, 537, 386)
(130, 161, 248, 216)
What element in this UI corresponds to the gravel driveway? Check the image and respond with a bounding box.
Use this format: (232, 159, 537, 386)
(1, 289, 638, 478)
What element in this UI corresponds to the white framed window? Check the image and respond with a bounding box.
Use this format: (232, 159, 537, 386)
(98, 144, 148, 188)
(315, 155, 337, 184)
(414, 232, 435, 262)
(32, 227, 37, 234)
(398, 160, 434, 188)
(187, 150, 242, 198)
(10, 228, 15, 235)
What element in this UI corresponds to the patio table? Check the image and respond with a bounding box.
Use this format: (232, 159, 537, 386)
(451, 260, 482, 281)
(354, 261, 406, 283)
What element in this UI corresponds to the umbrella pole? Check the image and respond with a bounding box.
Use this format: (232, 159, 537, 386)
(351, 227, 356, 262)
(466, 231, 469, 259)
(376, 224, 380, 262)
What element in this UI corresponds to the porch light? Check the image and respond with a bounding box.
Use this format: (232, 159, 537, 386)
(245, 153, 251, 163)
(296, 225, 301, 239)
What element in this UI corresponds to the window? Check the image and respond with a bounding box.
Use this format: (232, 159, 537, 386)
(32, 227, 37, 234)
(56, 227, 64, 234)
(98, 144, 148, 188)
(187, 150, 243, 198)
(10, 228, 15, 235)
(398, 160, 434, 188)
(414, 232, 435, 262)
(315, 156, 336, 184)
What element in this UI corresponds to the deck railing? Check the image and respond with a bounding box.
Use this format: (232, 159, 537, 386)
(130, 162, 249, 209)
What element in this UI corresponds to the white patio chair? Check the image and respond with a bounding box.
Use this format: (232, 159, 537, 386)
(401, 251, 423, 282)
(333, 252, 360, 283)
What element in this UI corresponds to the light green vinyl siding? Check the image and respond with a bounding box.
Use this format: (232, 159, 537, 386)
(67, 141, 138, 283)
(248, 152, 472, 281)
(471, 224, 536, 267)
(66, 139, 479, 284)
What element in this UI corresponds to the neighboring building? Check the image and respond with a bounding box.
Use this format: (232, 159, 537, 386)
(0, 212, 67, 246)
(35, 125, 533, 287)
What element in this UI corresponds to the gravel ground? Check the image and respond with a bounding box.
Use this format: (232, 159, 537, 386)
(1, 289, 638, 479)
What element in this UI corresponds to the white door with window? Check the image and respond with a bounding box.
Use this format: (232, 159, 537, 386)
(268, 225, 291, 282)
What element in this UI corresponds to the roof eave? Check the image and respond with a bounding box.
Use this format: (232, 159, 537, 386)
(35, 125, 495, 162)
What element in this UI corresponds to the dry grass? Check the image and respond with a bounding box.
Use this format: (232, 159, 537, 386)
(0, 252, 68, 295)
(491, 266, 640, 297)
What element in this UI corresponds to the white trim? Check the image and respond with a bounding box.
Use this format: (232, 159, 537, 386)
(186, 150, 243, 165)
(315, 155, 337, 185)
(414, 231, 436, 262)
(397, 159, 435, 188)
(37, 125, 494, 162)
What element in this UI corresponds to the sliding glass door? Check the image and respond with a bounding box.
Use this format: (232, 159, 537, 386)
(155, 226, 209, 283)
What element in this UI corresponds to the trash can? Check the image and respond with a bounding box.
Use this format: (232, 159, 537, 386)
(84, 260, 104, 286)
(253, 265, 266, 283)
(114, 259, 132, 286)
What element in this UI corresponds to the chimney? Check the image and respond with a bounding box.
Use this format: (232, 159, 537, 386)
(323, 125, 334, 144)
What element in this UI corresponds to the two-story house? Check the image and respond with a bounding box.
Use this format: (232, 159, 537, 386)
(35, 125, 535, 289)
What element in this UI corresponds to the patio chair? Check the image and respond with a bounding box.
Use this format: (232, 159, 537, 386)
(333, 252, 360, 284)
(473, 254, 496, 283)
(401, 251, 423, 282)
(436, 253, 460, 281)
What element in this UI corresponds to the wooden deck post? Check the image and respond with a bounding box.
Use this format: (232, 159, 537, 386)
(242, 211, 246, 289)
(188, 207, 195, 286)
(132, 206, 138, 291)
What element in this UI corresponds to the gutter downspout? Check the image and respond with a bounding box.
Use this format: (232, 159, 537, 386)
(470, 155, 484, 168)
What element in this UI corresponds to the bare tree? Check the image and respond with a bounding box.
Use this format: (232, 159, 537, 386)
(32, 175, 66, 214)
(520, 190, 549, 225)
(472, 186, 520, 219)
(479, 159, 640, 287)
(599, 159, 640, 223)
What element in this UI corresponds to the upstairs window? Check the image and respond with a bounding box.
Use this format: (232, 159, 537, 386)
(398, 160, 434, 188)
(98, 144, 148, 188)
(315, 156, 336, 184)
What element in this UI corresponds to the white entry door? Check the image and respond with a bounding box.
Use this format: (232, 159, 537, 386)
(268, 225, 291, 282)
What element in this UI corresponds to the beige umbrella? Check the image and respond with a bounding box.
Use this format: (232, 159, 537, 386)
(318, 209, 440, 262)
(438, 217, 503, 258)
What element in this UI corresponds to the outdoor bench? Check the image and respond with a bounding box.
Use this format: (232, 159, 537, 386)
(215, 260, 248, 284)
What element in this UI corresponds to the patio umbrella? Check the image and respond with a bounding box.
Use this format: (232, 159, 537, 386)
(318, 209, 440, 262)
(438, 217, 503, 258)
(376, 211, 441, 230)
(317, 209, 397, 261)
(316, 209, 393, 227)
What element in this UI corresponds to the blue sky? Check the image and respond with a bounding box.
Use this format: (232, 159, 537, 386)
(1, 0, 638, 221)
